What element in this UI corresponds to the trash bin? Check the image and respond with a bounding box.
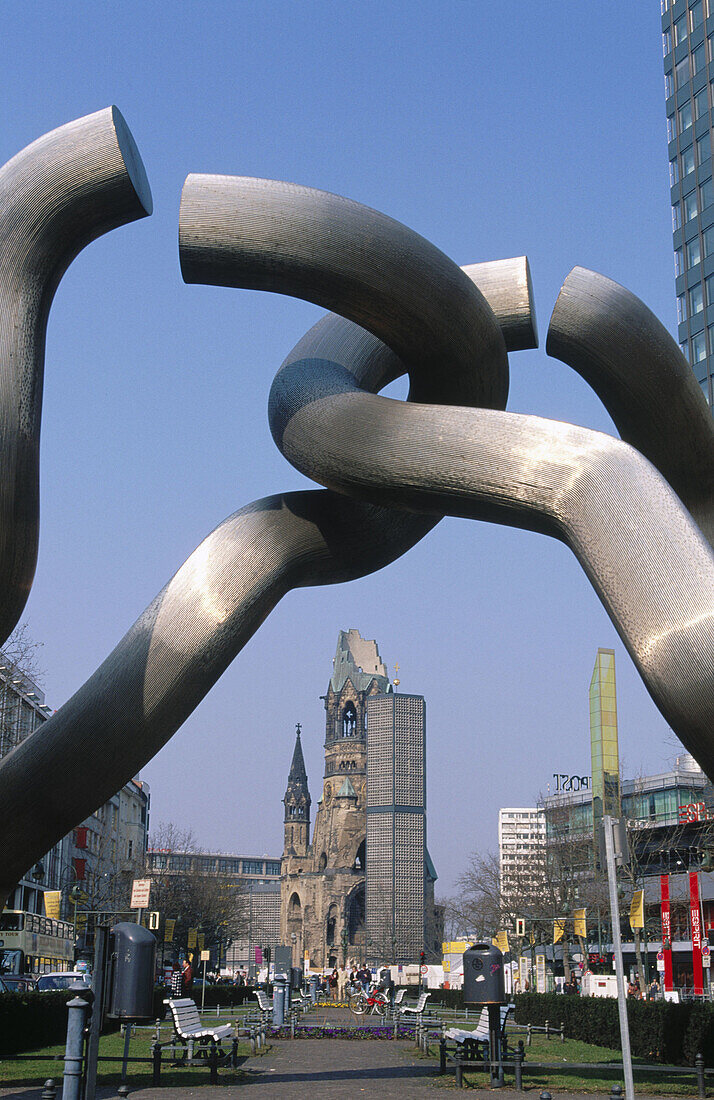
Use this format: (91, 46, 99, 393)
(463, 943, 505, 1004)
(309, 974, 319, 1003)
(106, 923, 157, 1019)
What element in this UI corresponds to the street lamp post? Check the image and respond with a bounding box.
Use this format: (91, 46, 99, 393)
(341, 927, 348, 967)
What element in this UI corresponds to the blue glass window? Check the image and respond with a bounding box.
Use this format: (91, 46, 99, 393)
(674, 16, 687, 46)
(676, 55, 690, 87)
(671, 157, 680, 186)
(673, 202, 681, 229)
(693, 43, 706, 75)
(684, 190, 699, 220)
(663, 29, 672, 55)
(679, 102, 693, 133)
(695, 88, 709, 121)
(698, 132, 711, 165)
(688, 237, 701, 267)
(675, 247, 684, 276)
(690, 1, 704, 32)
(704, 225, 714, 256)
(678, 293, 688, 322)
(701, 177, 714, 208)
(692, 331, 707, 362)
(690, 283, 704, 315)
(682, 145, 696, 176)
(706, 273, 714, 304)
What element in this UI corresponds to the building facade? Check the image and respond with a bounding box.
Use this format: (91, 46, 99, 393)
(0, 655, 151, 923)
(661, 0, 714, 406)
(498, 807, 546, 902)
(365, 692, 429, 963)
(280, 629, 440, 969)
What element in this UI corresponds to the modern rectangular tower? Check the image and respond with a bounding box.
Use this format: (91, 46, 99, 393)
(589, 647, 621, 853)
(365, 692, 426, 963)
(661, 0, 714, 407)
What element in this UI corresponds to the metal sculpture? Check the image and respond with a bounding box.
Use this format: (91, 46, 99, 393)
(0, 111, 711, 903)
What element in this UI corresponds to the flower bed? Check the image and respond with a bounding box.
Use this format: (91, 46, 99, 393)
(269, 1023, 428, 1040)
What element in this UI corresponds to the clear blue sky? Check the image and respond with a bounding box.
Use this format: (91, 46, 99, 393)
(3, 2, 681, 895)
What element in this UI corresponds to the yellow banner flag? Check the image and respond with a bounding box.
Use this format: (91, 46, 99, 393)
(553, 918, 565, 943)
(44, 891, 61, 920)
(187, 927, 198, 949)
(164, 918, 176, 942)
(574, 909, 587, 938)
(629, 890, 644, 930)
(198, 933, 205, 951)
(492, 931, 509, 954)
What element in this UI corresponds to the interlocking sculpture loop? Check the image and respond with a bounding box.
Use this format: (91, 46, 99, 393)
(0, 108, 711, 903)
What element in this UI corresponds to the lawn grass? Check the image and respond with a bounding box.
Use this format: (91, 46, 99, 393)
(0, 1013, 259, 1089)
(444, 1029, 702, 1094)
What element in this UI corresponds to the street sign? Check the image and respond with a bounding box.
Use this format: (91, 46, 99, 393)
(703, 944, 711, 968)
(130, 879, 151, 909)
(420, 964, 428, 975)
(200, 950, 210, 962)
(148, 911, 160, 930)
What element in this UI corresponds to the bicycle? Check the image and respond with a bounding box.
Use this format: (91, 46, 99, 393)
(348, 986, 389, 1016)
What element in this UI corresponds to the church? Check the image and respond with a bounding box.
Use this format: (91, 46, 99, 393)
(280, 629, 441, 969)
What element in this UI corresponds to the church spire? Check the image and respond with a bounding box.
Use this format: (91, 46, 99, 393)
(283, 723, 311, 855)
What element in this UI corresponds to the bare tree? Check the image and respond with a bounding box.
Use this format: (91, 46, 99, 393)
(147, 822, 248, 964)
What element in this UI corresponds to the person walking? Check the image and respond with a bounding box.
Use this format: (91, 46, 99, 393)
(329, 967, 339, 1001)
(181, 957, 193, 994)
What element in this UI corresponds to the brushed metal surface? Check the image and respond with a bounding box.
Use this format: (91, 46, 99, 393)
(0, 174, 530, 899)
(547, 266, 714, 546)
(0, 107, 152, 645)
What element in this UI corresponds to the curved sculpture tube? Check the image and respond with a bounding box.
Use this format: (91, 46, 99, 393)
(0, 108, 152, 644)
(179, 174, 509, 410)
(0, 202, 531, 901)
(547, 266, 714, 546)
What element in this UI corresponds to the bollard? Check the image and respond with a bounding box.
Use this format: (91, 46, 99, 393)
(439, 1036, 447, 1074)
(545, 1018, 550, 1040)
(153, 1018, 161, 1043)
(231, 1036, 238, 1069)
(455, 1057, 463, 1089)
(42, 1081, 57, 1100)
(117, 1085, 130, 1100)
(290, 1011, 295, 1039)
(560, 1021, 565, 1042)
(540, 1092, 552, 1100)
(152, 1042, 162, 1087)
(61, 984, 92, 1100)
(514, 1045, 524, 1092)
(273, 976, 287, 1027)
(609, 1086, 623, 1099)
(250, 1026, 256, 1054)
(527, 1023, 532, 1047)
(209, 1042, 218, 1085)
(697, 1053, 706, 1099)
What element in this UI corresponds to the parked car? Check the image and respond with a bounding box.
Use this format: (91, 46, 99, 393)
(36, 972, 89, 991)
(1, 975, 36, 992)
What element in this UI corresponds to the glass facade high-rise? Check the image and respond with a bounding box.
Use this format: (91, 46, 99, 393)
(589, 647, 621, 853)
(365, 693, 426, 963)
(662, 0, 714, 406)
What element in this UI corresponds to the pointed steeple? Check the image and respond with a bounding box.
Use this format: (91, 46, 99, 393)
(288, 722, 308, 786)
(283, 723, 311, 856)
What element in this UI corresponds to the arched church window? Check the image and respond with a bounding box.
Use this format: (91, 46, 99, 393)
(319, 851, 327, 871)
(342, 702, 357, 737)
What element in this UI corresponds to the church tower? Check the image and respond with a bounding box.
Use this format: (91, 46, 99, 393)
(280, 629, 391, 968)
(283, 724, 311, 857)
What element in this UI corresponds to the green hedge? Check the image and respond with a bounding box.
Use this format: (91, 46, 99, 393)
(422, 987, 464, 1009)
(514, 992, 714, 1066)
(152, 983, 256, 1018)
(0, 991, 79, 1055)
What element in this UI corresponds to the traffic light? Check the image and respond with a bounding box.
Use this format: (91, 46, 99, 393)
(515, 918, 526, 937)
(420, 951, 426, 966)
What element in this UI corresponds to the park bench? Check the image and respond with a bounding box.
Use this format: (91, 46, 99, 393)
(253, 989, 273, 1022)
(163, 997, 235, 1064)
(396, 989, 431, 1022)
(440, 1004, 515, 1087)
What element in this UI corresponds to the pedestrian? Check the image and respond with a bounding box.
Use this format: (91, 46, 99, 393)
(647, 977, 659, 1000)
(337, 966, 347, 1002)
(329, 967, 339, 1001)
(170, 963, 183, 998)
(181, 957, 193, 994)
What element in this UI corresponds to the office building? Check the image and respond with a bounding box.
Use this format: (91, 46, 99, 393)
(498, 807, 546, 902)
(365, 692, 430, 963)
(661, 0, 714, 405)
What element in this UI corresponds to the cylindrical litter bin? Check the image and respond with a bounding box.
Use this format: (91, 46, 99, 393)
(309, 974, 319, 1004)
(463, 943, 505, 1004)
(273, 976, 287, 1026)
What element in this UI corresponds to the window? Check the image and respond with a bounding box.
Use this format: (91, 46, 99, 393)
(663, 28, 672, 55)
(662, 0, 669, 11)
(706, 272, 714, 305)
(685, 190, 699, 220)
(688, 237, 702, 267)
(698, 132, 711, 165)
(668, 114, 676, 142)
(700, 377, 711, 403)
(691, 1, 704, 32)
(682, 145, 696, 176)
(665, 71, 674, 98)
(681, 340, 690, 358)
(692, 331, 707, 362)
(693, 42, 706, 75)
(701, 177, 714, 208)
(710, 32, 714, 62)
(676, 55, 690, 87)
(690, 283, 704, 315)
(678, 293, 688, 322)
(670, 159, 680, 189)
(674, 16, 687, 46)
(695, 87, 709, 121)
(679, 102, 693, 133)
(704, 225, 714, 256)
(673, 201, 681, 229)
